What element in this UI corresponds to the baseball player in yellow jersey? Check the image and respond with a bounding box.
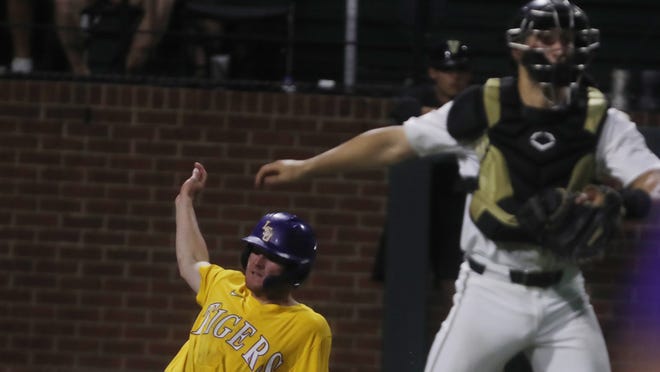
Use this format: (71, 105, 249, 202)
(166, 162, 331, 372)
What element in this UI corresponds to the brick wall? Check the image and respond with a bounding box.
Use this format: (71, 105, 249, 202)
(0, 79, 389, 372)
(1, 79, 660, 372)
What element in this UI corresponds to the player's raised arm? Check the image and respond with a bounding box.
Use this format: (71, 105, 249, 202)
(255, 125, 415, 187)
(175, 162, 211, 293)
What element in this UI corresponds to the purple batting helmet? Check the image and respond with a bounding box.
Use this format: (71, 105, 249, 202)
(241, 212, 317, 288)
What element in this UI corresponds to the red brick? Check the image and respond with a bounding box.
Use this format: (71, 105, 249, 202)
(37, 230, 80, 243)
(103, 279, 149, 292)
(159, 127, 203, 141)
(0, 195, 38, 209)
(0, 103, 40, 118)
(43, 106, 87, 121)
(127, 233, 172, 249)
(78, 355, 122, 369)
(0, 287, 32, 303)
(35, 291, 78, 305)
(87, 169, 130, 184)
(126, 326, 170, 340)
(206, 129, 248, 144)
(182, 88, 212, 111)
(86, 138, 131, 153)
(134, 141, 178, 156)
(226, 114, 271, 130)
(42, 136, 85, 151)
(102, 308, 147, 323)
(80, 292, 123, 307)
(125, 356, 168, 370)
(252, 130, 296, 146)
(0, 134, 38, 148)
(106, 247, 149, 262)
(12, 336, 54, 350)
(0, 350, 29, 364)
(0, 118, 18, 132)
(92, 107, 132, 124)
(136, 110, 179, 125)
(56, 307, 101, 322)
(60, 276, 102, 291)
(59, 246, 103, 260)
(20, 118, 65, 135)
(63, 153, 107, 167)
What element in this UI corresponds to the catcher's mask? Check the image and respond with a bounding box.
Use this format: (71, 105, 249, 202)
(506, 0, 599, 106)
(241, 212, 317, 290)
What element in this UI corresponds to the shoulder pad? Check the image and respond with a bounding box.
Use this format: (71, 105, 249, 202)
(447, 84, 488, 142)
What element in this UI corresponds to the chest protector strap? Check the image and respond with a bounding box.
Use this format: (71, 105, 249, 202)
(469, 78, 608, 242)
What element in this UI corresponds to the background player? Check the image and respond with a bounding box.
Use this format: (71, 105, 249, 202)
(375, 39, 474, 284)
(253, 1, 660, 371)
(166, 162, 331, 371)
(390, 39, 473, 124)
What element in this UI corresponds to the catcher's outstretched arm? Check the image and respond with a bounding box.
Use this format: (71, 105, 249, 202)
(255, 126, 415, 187)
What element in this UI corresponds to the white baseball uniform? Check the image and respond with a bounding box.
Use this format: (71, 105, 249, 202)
(402, 83, 660, 372)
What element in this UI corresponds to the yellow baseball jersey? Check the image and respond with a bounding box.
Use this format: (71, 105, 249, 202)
(165, 264, 332, 372)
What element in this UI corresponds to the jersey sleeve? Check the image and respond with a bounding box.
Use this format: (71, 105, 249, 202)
(402, 102, 466, 157)
(597, 108, 660, 186)
(195, 264, 229, 306)
(291, 314, 332, 372)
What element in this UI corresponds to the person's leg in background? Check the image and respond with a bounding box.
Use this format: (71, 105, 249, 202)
(53, 0, 91, 75)
(8, 0, 34, 73)
(124, 0, 175, 73)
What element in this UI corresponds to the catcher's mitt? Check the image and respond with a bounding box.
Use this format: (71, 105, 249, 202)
(516, 185, 624, 263)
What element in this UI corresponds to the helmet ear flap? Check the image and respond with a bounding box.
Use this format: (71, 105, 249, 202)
(290, 261, 312, 288)
(263, 262, 307, 290)
(243, 248, 311, 290)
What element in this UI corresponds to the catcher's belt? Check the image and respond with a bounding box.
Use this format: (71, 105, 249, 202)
(467, 256, 575, 288)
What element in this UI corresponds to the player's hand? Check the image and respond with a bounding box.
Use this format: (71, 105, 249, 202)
(179, 162, 207, 199)
(255, 159, 306, 188)
(574, 184, 607, 206)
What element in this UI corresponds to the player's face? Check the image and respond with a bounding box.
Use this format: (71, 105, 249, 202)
(428, 67, 471, 101)
(244, 247, 287, 292)
(526, 28, 575, 64)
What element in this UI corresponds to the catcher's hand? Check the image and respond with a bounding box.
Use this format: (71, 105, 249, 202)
(255, 159, 306, 187)
(516, 185, 624, 263)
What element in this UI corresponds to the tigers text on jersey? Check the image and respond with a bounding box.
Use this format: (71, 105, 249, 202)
(165, 265, 331, 372)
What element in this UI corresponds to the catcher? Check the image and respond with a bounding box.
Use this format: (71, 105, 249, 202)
(254, 1, 660, 371)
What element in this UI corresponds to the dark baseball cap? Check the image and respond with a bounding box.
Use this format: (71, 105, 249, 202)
(428, 39, 470, 71)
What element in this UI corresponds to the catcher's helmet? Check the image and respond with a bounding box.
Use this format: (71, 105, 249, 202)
(428, 39, 470, 71)
(506, 0, 599, 88)
(241, 212, 317, 288)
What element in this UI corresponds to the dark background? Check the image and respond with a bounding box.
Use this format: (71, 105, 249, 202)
(1, 0, 659, 99)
